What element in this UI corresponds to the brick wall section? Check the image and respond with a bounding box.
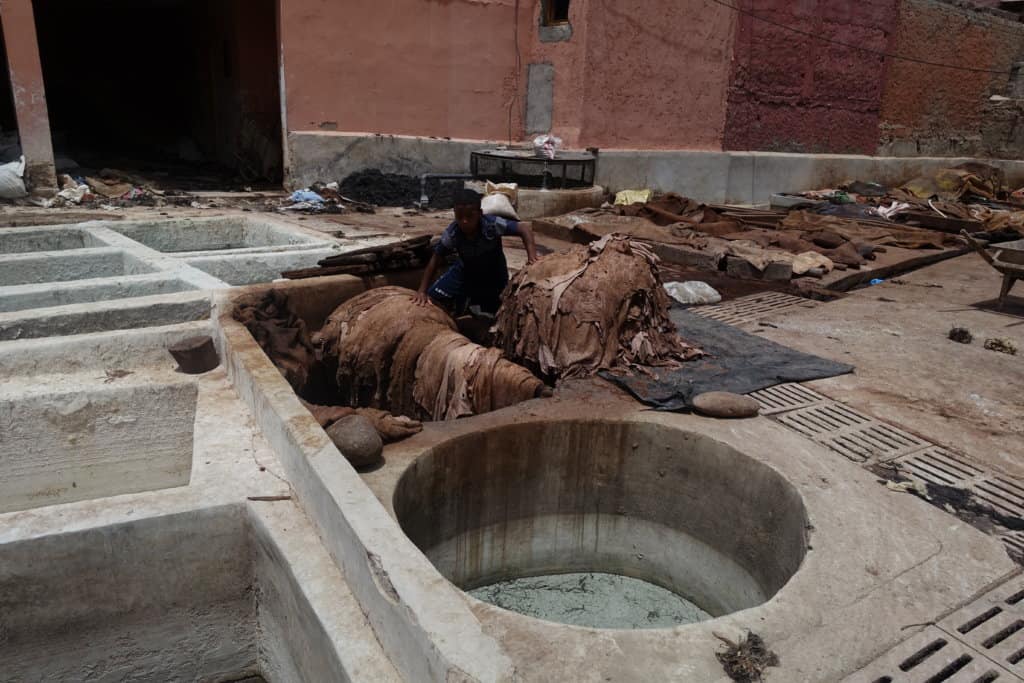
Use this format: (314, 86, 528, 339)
(878, 0, 1024, 157)
(722, 0, 899, 155)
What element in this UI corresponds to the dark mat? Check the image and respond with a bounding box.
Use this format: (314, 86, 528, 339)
(601, 306, 854, 411)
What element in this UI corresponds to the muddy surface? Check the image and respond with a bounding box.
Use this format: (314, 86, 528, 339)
(339, 169, 460, 208)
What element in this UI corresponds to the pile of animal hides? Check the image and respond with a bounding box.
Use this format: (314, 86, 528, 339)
(314, 287, 547, 421)
(493, 234, 703, 379)
(233, 290, 423, 454)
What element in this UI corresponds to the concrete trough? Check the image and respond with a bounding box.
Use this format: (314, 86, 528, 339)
(394, 420, 807, 623)
(108, 216, 329, 255)
(0, 381, 197, 513)
(0, 227, 107, 254)
(0, 275, 199, 313)
(0, 248, 155, 287)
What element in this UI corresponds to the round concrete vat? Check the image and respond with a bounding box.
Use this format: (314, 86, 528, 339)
(394, 419, 808, 622)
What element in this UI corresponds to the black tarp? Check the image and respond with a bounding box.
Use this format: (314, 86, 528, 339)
(602, 306, 853, 411)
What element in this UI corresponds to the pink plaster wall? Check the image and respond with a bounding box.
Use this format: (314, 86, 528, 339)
(528, 0, 735, 150)
(577, 0, 734, 150)
(280, 0, 531, 141)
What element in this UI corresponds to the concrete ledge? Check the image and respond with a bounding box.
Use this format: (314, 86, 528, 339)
(292, 133, 1024, 205)
(287, 131, 503, 189)
(216, 281, 515, 682)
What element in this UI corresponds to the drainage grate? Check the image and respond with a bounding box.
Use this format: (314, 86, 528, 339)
(893, 447, 987, 489)
(749, 383, 828, 415)
(974, 477, 1024, 522)
(690, 292, 813, 326)
(776, 403, 931, 463)
(842, 625, 1018, 682)
(938, 576, 1024, 678)
(1001, 534, 1024, 564)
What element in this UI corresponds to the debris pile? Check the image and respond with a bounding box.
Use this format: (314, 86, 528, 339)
(339, 169, 459, 209)
(314, 286, 547, 421)
(283, 235, 433, 279)
(538, 163, 1024, 288)
(714, 632, 780, 683)
(493, 234, 702, 379)
(276, 181, 376, 214)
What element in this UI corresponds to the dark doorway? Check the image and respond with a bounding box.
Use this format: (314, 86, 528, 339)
(0, 24, 21, 163)
(32, 0, 282, 188)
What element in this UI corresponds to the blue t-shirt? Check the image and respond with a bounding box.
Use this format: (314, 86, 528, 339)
(434, 215, 520, 268)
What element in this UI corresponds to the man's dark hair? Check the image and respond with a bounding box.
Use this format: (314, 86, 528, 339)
(453, 188, 482, 208)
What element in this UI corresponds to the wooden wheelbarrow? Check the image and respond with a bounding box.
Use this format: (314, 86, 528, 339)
(961, 230, 1024, 310)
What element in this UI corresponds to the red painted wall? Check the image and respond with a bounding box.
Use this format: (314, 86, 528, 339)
(878, 0, 1024, 157)
(722, 0, 899, 155)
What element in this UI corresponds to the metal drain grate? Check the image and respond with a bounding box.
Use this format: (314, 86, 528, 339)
(938, 576, 1024, 678)
(893, 447, 987, 489)
(690, 292, 813, 326)
(842, 626, 1018, 682)
(1001, 533, 1024, 563)
(749, 383, 828, 415)
(974, 477, 1024, 522)
(776, 403, 931, 463)
(776, 402, 873, 438)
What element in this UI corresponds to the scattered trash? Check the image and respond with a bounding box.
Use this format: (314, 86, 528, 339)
(289, 189, 325, 204)
(984, 338, 1018, 355)
(663, 281, 722, 305)
(886, 480, 928, 496)
(714, 631, 779, 683)
(869, 278, 885, 285)
(614, 189, 654, 206)
(948, 327, 973, 344)
(0, 156, 27, 199)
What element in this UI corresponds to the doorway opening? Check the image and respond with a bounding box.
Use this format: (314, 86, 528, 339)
(33, 0, 283, 190)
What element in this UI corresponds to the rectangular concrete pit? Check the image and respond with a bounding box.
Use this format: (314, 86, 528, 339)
(0, 248, 155, 286)
(0, 502, 397, 682)
(0, 227, 106, 254)
(0, 506, 258, 682)
(110, 216, 326, 254)
(0, 381, 198, 512)
(0, 276, 199, 313)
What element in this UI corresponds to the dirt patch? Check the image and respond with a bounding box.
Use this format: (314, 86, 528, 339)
(339, 169, 460, 208)
(714, 632, 779, 683)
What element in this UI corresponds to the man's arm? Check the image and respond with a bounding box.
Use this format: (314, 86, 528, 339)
(516, 221, 539, 264)
(413, 251, 443, 306)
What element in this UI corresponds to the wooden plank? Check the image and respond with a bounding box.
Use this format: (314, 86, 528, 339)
(823, 246, 969, 292)
(901, 211, 984, 234)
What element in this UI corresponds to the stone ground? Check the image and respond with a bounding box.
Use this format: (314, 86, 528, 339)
(758, 254, 1024, 479)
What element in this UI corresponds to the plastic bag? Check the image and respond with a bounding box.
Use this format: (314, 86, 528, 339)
(663, 281, 722, 306)
(532, 134, 562, 160)
(614, 189, 653, 206)
(0, 156, 27, 199)
(482, 192, 519, 220)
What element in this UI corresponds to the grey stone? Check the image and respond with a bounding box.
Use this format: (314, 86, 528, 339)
(327, 414, 384, 468)
(526, 63, 554, 135)
(763, 261, 793, 282)
(726, 256, 760, 280)
(538, 23, 572, 43)
(692, 391, 760, 418)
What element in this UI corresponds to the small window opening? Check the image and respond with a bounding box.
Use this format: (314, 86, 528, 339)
(543, 0, 570, 25)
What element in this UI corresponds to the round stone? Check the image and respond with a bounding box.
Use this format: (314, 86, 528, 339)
(326, 414, 384, 468)
(692, 391, 760, 419)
